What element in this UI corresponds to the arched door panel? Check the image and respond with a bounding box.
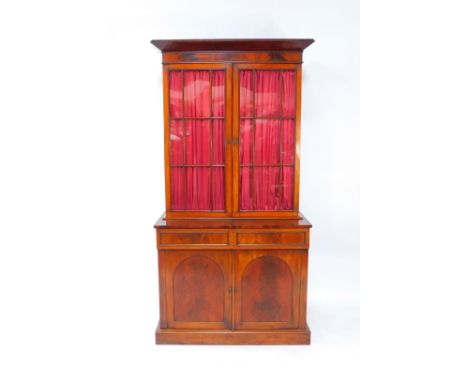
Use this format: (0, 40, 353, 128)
(164, 251, 231, 329)
(233, 251, 302, 330)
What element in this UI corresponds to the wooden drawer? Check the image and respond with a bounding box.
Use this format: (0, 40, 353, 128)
(234, 229, 309, 249)
(158, 230, 230, 249)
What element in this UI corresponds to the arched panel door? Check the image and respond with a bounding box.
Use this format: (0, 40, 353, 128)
(164, 251, 232, 329)
(233, 251, 302, 330)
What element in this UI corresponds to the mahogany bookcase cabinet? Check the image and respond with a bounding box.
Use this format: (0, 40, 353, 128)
(151, 39, 314, 345)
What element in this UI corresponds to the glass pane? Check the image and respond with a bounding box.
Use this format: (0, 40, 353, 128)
(239, 119, 252, 165)
(237, 68, 296, 212)
(254, 119, 280, 164)
(212, 71, 225, 117)
(212, 167, 225, 210)
(240, 70, 253, 117)
(282, 71, 296, 117)
(212, 120, 225, 165)
(169, 71, 183, 118)
(281, 119, 295, 165)
(185, 120, 211, 165)
(240, 167, 252, 210)
(254, 167, 281, 210)
(281, 167, 294, 210)
(186, 167, 211, 210)
(171, 167, 185, 210)
(170, 69, 226, 213)
(169, 120, 184, 165)
(255, 70, 281, 117)
(184, 71, 210, 117)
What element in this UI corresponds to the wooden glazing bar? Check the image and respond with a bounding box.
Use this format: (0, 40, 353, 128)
(251, 70, 256, 210)
(240, 117, 295, 120)
(209, 69, 213, 211)
(182, 70, 187, 210)
(279, 70, 284, 202)
(170, 117, 224, 121)
(170, 164, 225, 168)
(240, 164, 294, 168)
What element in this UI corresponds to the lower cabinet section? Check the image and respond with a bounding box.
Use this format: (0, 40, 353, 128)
(157, 248, 310, 344)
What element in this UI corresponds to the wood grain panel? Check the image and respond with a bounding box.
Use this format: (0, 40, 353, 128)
(173, 256, 224, 322)
(236, 230, 306, 247)
(162, 51, 303, 64)
(241, 256, 293, 322)
(165, 251, 232, 329)
(159, 231, 229, 246)
(233, 250, 303, 330)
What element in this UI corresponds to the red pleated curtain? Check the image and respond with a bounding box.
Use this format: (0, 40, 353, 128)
(169, 70, 225, 211)
(239, 70, 296, 211)
(168, 68, 295, 212)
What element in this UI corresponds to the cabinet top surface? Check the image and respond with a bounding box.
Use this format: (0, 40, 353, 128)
(151, 39, 315, 52)
(154, 213, 312, 229)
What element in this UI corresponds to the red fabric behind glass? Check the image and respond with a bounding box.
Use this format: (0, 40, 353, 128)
(240, 71, 253, 117)
(171, 167, 185, 210)
(212, 168, 225, 210)
(255, 71, 280, 117)
(169, 70, 226, 211)
(184, 71, 210, 117)
(282, 71, 296, 117)
(281, 167, 294, 210)
(240, 167, 252, 210)
(254, 120, 280, 164)
(212, 120, 224, 165)
(186, 167, 211, 210)
(240, 120, 252, 164)
(169, 120, 184, 165)
(254, 167, 281, 210)
(239, 70, 296, 211)
(212, 71, 225, 117)
(169, 71, 183, 118)
(185, 120, 211, 165)
(281, 119, 295, 165)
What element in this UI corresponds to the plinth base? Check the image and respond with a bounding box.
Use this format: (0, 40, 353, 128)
(155, 323, 311, 345)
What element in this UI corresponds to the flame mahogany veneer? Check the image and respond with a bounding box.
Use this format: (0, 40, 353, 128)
(152, 39, 314, 345)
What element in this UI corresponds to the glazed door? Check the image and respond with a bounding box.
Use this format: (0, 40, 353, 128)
(164, 64, 232, 218)
(233, 251, 302, 330)
(163, 251, 232, 329)
(232, 64, 301, 217)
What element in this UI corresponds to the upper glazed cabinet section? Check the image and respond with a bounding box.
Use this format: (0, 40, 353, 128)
(152, 39, 314, 219)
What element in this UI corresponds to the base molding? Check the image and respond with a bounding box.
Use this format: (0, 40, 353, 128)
(155, 323, 311, 345)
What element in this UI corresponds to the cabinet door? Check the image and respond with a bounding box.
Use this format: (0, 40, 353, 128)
(163, 251, 232, 329)
(232, 64, 301, 217)
(233, 250, 302, 330)
(164, 63, 232, 218)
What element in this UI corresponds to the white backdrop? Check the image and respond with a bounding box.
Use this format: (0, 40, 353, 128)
(0, 0, 359, 380)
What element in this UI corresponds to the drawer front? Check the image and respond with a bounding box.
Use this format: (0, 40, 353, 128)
(234, 229, 309, 249)
(158, 230, 230, 249)
(157, 229, 309, 250)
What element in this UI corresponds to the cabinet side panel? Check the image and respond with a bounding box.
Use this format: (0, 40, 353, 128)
(157, 248, 168, 328)
(299, 249, 309, 328)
